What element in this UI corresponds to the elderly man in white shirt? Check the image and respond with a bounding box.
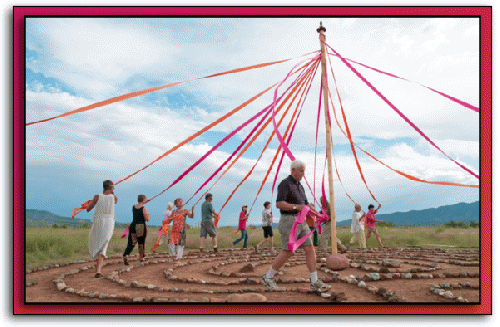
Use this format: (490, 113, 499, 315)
(347, 203, 366, 250)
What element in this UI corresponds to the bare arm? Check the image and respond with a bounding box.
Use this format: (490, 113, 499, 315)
(86, 195, 99, 212)
(186, 208, 194, 219)
(359, 213, 366, 222)
(114, 194, 118, 204)
(142, 207, 151, 222)
(276, 201, 306, 212)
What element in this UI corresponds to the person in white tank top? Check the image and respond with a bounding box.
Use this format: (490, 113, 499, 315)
(86, 180, 118, 278)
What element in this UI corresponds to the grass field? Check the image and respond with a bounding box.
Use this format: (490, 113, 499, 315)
(25, 225, 479, 269)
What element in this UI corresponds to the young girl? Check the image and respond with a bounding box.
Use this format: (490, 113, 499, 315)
(87, 180, 118, 278)
(231, 205, 249, 249)
(166, 198, 194, 260)
(123, 195, 151, 264)
(362, 204, 384, 248)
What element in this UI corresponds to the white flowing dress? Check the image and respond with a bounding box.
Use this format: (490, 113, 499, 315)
(88, 193, 115, 259)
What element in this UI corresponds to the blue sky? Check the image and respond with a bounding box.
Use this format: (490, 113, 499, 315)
(25, 17, 480, 227)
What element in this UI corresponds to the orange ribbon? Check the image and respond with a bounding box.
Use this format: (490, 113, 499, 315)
(71, 200, 91, 219)
(218, 60, 319, 215)
(27, 51, 319, 127)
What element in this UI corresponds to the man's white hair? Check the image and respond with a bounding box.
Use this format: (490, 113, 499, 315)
(290, 160, 306, 171)
(167, 202, 174, 210)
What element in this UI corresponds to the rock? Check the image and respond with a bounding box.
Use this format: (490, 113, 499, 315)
(133, 297, 144, 302)
(442, 291, 454, 299)
(382, 259, 401, 268)
(358, 281, 366, 288)
(210, 297, 225, 302)
(226, 293, 267, 302)
(370, 273, 381, 281)
(246, 278, 259, 284)
(326, 254, 349, 270)
(331, 292, 347, 302)
(239, 263, 255, 273)
(388, 295, 400, 302)
(380, 268, 390, 274)
(377, 287, 387, 296)
(153, 298, 169, 302)
(321, 293, 331, 298)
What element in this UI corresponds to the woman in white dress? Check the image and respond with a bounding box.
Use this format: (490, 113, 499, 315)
(87, 180, 118, 278)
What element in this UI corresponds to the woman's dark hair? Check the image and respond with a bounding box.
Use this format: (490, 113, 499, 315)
(368, 204, 375, 210)
(205, 193, 213, 200)
(263, 201, 271, 208)
(174, 198, 183, 206)
(103, 180, 113, 191)
(138, 194, 147, 203)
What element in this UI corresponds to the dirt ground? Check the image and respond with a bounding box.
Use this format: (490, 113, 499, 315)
(25, 246, 480, 303)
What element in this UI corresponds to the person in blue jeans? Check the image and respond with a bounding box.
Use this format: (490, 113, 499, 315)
(231, 205, 249, 249)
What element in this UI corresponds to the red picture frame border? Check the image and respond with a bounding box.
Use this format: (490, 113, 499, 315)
(13, 6, 492, 315)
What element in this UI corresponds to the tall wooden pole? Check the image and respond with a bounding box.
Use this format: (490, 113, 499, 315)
(317, 23, 337, 254)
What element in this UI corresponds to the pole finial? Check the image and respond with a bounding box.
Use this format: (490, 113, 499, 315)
(317, 23, 326, 33)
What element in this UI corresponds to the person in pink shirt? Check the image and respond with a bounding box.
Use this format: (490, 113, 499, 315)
(361, 203, 385, 248)
(231, 205, 249, 249)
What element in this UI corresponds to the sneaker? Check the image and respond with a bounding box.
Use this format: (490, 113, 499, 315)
(213, 247, 218, 253)
(123, 256, 129, 266)
(254, 245, 259, 253)
(311, 279, 331, 292)
(94, 273, 103, 278)
(261, 275, 284, 291)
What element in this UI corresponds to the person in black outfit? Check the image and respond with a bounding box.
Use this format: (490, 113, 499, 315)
(123, 194, 151, 264)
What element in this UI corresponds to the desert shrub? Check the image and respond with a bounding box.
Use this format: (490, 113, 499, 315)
(469, 220, 479, 228)
(51, 223, 59, 229)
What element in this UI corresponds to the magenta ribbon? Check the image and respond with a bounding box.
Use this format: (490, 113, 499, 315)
(324, 41, 479, 179)
(287, 205, 328, 252)
(269, 60, 320, 213)
(186, 56, 318, 206)
(121, 227, 129, 239)
(328, 52, 479, 113)
(147, 94, 276, 203)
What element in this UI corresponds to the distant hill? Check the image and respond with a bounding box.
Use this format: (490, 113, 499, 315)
(25, 209, 146, 229)
(27, 201, 479, 229)
(336, 201, 479, 227)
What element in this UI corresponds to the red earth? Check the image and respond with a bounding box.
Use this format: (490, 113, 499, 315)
(25, 246, 480, 304)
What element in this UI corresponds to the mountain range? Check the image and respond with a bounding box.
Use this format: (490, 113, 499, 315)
(26, 201, 479, 229)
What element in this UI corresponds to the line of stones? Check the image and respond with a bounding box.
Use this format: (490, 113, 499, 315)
(49, 252, 329, 302)
(429, 282, 478, 302)
(347, 253, 479, 267)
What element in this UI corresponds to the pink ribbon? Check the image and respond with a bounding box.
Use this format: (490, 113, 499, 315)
(147, 95, 275, 203)
(324, 41, 479, 179)
(121, 227, 129, 239)
(328, 52, 479, 113)
(287, 205, 328, 252)
(186, 57, 318, 206)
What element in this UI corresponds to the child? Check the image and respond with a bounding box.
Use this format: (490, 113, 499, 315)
(87, 180, 118, 278)
(362, 204, 384, 248)
(123, 195, 151, 265)
(166, 198, 194, 260)
(255, 201, 274, 253)
(231, 205, 249, 249)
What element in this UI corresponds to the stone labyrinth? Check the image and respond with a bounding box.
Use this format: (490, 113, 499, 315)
(25, 246, 480, 303)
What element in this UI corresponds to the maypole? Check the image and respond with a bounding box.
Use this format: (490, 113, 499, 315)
(317, 23, 337, 255)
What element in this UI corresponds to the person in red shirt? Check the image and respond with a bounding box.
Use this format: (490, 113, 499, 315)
(361, 204, 385, 248)
(231, 205, 249, 249)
